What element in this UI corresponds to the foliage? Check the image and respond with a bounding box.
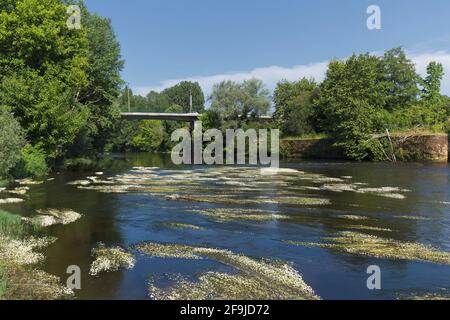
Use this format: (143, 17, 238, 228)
(162, 81, 205, 113)
(0, 70, 90, 160)
(314, 48, 447, 160)
(381, 47, 420, 111)
(0, 0, 123, 164)
(75, 6, 124, 154)
(131, 120, 165, 152)
(12, 144, 48, 179)
(200, 110, 223, 132)
(316, 54, 388, 160)
(273, 78, 319, 136)
(209, 79, 271, 120)
(0, 107, 25, 178)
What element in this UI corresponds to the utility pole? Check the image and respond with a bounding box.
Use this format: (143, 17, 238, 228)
(127, 85, 131, 112)
(189, 89, 193, 113)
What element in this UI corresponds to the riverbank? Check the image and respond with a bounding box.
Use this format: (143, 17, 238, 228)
(280, 133, 449, 162)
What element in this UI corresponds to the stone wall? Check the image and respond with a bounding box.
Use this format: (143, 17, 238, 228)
(280, 134, 449, 162)
(392, 134, 448, 162)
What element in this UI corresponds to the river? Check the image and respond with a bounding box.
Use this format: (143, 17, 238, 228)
(4, 153, 450, 300)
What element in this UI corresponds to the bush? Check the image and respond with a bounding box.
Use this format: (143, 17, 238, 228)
(131, 120, 166, 152)
(12, 144, 48, 179)
(0, 107, 25, 178)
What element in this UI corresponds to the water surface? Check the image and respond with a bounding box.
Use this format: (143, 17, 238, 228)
(5, 153, 450, 300)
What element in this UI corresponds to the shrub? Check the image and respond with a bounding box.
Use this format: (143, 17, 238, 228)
(0, 107, 25, 178)
(131, 120, 165, 152)
(12, 144, 48, 179)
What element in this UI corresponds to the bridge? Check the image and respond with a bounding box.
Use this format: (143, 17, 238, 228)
(120, 112, 272, 123)
(120, 112, 200, 122)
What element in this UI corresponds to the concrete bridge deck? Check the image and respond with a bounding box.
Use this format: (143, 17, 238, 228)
(120, 112, 273, 123)
(120, 112, 200, 122)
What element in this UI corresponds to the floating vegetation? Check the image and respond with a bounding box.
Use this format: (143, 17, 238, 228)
(5, 187, 29, 195)
(162, 222, 204, 230)
(0, 198, 24, 204)
(321, 184, 357, 193)
(0, 264, 73, 300)
(137, 242, 319, 300)
(285, 232, 450, 265)
(260, 167, 300, 175)
(135, 243, 202, 259)
(15, 179, 43, 186)
(271, 196, 330, 206)
(23, 209, 82, 227)
(346, 225, 392, 232)
(0, 236, 56, 266)
(0, 211, 69, 300)
(337, 215, 369, 221)
(406, 294, 449, 300)
(190, 208, 289, 222)
(166, 194, 329, 207)
(356, 187, 410, 199)
(90, 244, 136, 276)
(67, 180, 91, 186)
(394, 215, 431, 221)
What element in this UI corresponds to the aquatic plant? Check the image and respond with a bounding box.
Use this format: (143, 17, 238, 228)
(285, 231, 450, 265)
(23, 209, 82, 227)
(337, 215, 369, 221)
(162, 222, 204, 230)
(0, 198, 25, 204)
(407, 294, 449, 300)
(15, 179, 43, 186)
(0, 236, 56, 265)
(136, 242, 319, 300)
(135, 243, 202, 259)
(90, 244, 136, 276)
(346, 225, 392, 232)
(0, 264, 73, 300)
(190, 208, 289, 222)
(0, 209, 70, 300)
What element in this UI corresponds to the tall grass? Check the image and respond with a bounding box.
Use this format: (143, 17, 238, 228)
(0, 210, 26, 239)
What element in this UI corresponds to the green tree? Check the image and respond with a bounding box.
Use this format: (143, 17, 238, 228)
(418, 62, 446, 126)
(273, 78, 319, 136)
(131, 120, 165, 152)
(209, 79, 271, 120)
(381, 47, 420, 110)
(146, 91, 171, 112)
(317, 54, 388, 160)
(0, 70, 90, 160)
(162, 81, 205, 113)
(0, 107, 25, 178)
(76, 7, 124, 153)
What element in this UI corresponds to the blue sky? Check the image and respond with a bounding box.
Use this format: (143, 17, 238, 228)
(85, 0, 450, 97)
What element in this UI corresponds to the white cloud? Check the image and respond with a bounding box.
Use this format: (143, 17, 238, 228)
(133, 51, 450, 99)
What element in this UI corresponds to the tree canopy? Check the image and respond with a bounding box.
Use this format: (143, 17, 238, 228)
(209, 79, 271, 120)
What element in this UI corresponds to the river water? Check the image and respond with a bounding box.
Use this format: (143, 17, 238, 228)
(4, 153, 450, 300)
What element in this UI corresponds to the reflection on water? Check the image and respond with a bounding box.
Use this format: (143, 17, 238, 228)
(4, 153, 450, 300)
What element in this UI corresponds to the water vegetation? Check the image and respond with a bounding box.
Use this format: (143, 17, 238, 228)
(136, 242, 319, 300)
(0, 198, 25, 204)
(284, 231, 450, 265)
(23, 209, 82, 227)
(0, 210, 71, 300)
(161, 222, 204, 230)
(190, 208, 289, 223)
(90, 244, 136, 276)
